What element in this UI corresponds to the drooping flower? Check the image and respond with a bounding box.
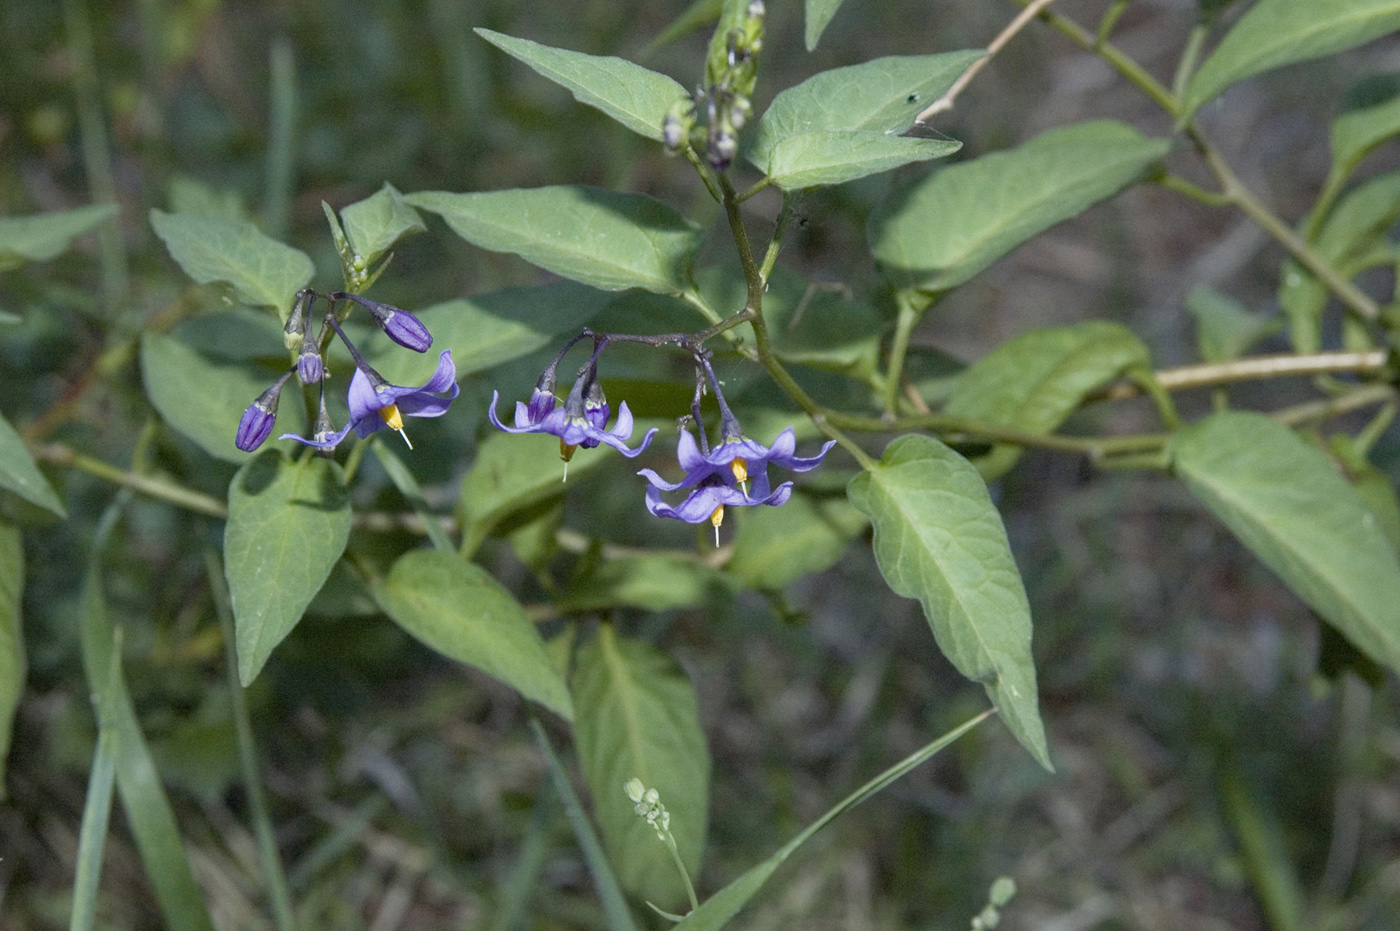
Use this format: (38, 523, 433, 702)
(282, 349, 459, 450)
(334, 291, 433, 352)
(235, 369, 295, 452)
(637, 426, 834, 493)
(487, 367, 656, 464)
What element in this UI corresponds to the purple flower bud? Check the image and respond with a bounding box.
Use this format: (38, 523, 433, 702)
(297, 344, 324, 384)
(526, 387, 557, 423)
(284, 289, 314, 352)
(335, 292, 433, 352)
(236, 370, 295, 452)
(584, 378, 610, 434)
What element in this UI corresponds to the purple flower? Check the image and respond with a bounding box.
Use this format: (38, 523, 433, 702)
(335, 292, 433, 352)
(636, 427, 834, 492)
(487, 373, 656, 461)
(236, 369, 295, 452)
(283, 350, 459, 450)
(642, 470, 792, 546)
(644, 470, 792, 522)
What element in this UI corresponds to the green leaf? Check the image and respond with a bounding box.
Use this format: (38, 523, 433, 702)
(338, 182, 427, 267)
(696, 265, 883, 375)
(1170, 412, 1400, 675)
(573, 625, 710, 908)
(0, 521, 22, 796)
(80, 530, 216, 931)
(673, 710, 989, 931)
(747, 52, 978, 189)
(224, 450, 351, 685)
(942, 321, 1151, 479)
(475, 29, 688, 141)
(0, 204, 117, 271)
(141, 332, 293, 464)
(1186, 286, 1283, 362)
(0, 412, 65, 516)
(561, 556, 734, 611)
(729, 493, 868, 590)
(847, 436, 1050, 769)
(150, 209, 314, 317)
(374, 549, 573, 719)
(804, 0, 846, 50)
(458, 432, 613, 556)
(379, 281, 612, 381)
(1330, 88, 1400, 190)
(1279, 170, 1400, 351)
(869, 121, 1171, 292)
(407, 187, 705, 295)
(1182, 0, 1400, 121)
(763, 132, 962, 191)
(168, 175, 248, 222)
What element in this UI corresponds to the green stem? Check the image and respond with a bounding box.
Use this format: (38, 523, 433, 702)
(1009, 0, 1382, 324)
(63, 0, 129, 312)
(33, 444, 228, 517)
(683, 146, 724, 203)
(1170, 24, 1208, 102)
(1190, 129, 1380, 322)
(1095, 0, 1132, 46)
(716, 174, 878, 469)
(758, 191, 800, 284)
(1008, 0, 1179, 115)
(209, 552, 299, 931)
(882, 290, 932, 418)
(1128, 366, 1181, 430)
(1155, 173, 1231, 208)
(665, 834, 700, 912)
(1274, 383, 1397, 428)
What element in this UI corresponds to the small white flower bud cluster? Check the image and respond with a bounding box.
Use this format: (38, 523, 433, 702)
(624, 777, 671, 841)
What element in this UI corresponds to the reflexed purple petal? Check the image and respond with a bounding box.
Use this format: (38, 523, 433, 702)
(609, 401, 635, 439)
(417, 350, 457, 394)
(280, 421, 355, 450)
(637, 467, 693, 492)
(598, 426, 656, 458)
(346, 368, 380, 422)
(676, 429, 709, 473)
(488, 393, 542, 434)
(396, 387, 458, 417)
(644, 484, 728, 523)
(771, 439, 836, 472)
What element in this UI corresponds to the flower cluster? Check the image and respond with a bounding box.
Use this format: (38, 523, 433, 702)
(663, 0, 765, 169)
(624, 778, 671, 842)
(235, 289, 457, 453)
(488, 337, 833, 544)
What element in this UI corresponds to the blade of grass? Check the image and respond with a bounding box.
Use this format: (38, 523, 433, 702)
(489, 773, 558, 931)
(207, 550, 298, 931)
(674, 708, 995, 931)
(371, 442, 456, 553)
(69, 718, 117, 930)
(529, 719, 640, 931)
(79, 491, 216, 931)
(263, 38, 297, 241)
